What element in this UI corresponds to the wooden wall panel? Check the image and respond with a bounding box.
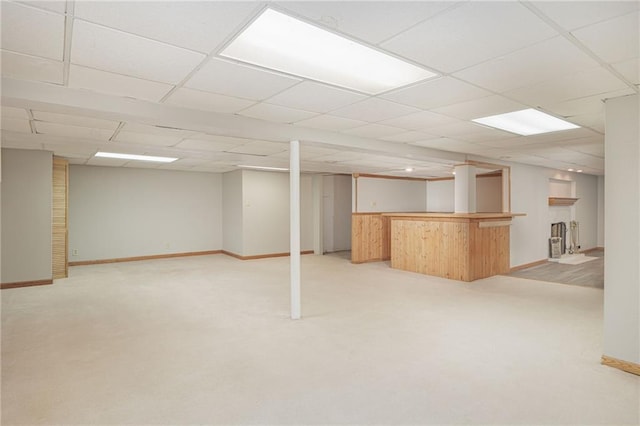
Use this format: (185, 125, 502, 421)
(351, 213, 391, 263)
(52, 157, 68, 279)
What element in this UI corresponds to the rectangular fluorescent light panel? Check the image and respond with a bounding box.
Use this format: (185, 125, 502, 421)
(238, 165, 289, 172)
(472, 108, 580, 136)
(95, 152, 178, 163)
(220, 8, 438, 94)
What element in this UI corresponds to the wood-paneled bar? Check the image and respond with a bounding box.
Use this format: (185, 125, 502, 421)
(352, 212, 520, 281)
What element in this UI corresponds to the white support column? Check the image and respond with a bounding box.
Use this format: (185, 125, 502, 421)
(454, 164, 477, 213)
(312, 174, 324, 255)
(501, 167, 511, 213)
(290, 140, 301, 320)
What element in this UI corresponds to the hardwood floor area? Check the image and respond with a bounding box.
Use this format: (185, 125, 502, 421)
(508, 249, 604, 288)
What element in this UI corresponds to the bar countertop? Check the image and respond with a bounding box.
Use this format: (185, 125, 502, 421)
(380, 212, 525, 219)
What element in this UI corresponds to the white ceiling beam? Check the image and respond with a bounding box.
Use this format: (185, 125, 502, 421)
(1, 77, 465, 164)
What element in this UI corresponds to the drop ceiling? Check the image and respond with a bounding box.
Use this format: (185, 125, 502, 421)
(1, 1, 638, 177)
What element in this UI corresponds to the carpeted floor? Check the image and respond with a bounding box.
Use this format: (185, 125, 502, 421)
(2, 251, 636, 425)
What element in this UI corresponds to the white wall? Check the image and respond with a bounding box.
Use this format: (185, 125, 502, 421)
(69, 165, 222, 262)
(597, 175, 605, 247)
(1, 149, 52, 283)
(426, 179, 454, 212)
(223, 170, 243, 255)
(506, 164, 599, 267)
(237, 170, 313, 257)
(323, 175, 351, 252)
(603, 94, 639, 364)
(573, 172, 598, 251)
(356, 176, 426, 212)
(476, 176, 502, 212)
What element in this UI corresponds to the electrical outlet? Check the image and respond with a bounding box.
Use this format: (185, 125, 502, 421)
(72, 249, 78, 256)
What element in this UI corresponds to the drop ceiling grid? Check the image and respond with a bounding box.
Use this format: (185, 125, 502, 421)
(2, 1, 634, 176)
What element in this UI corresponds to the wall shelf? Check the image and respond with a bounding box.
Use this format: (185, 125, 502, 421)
(548, 197, 579, 206)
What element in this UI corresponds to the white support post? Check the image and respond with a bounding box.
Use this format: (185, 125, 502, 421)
(454, 164, 477, 213)
(290, 140, 301, 320)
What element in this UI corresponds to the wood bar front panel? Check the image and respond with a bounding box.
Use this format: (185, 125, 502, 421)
(391, 219, 470, 281)
(389, 217, 511, 282)
(469, 221, 510, 280)
(351, 213, 390, 263)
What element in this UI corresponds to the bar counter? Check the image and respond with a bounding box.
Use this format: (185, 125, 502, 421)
(352, 212, 521, 282)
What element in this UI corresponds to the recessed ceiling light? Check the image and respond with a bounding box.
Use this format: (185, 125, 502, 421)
(472, 108, 580, 136)
(238, 165, 289, 172)
(94, 152, 177, 163)
(220, 8, 438, 95)
(577, 170, 583, 173)
(568, 168, 574, 172)
(405, 167, 414, 172)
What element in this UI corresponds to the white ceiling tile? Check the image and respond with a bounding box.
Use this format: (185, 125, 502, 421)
(532, 1, 638, 31)
(411, 137, 480, 154)
(121, 161, 162, 169)
(294, 114, 367, 131)
(34, 121, 115, 140)
(382, 131, 435, 143)
(71, 20, 206, 84)
(1, 106, 29, 120)
(612, 58, 640, 85)
(114, 131, 183, 146)
(504, 66, 630, 107)
(1, 2, 64, 60)
(41, 140, 99, 156)
(278, 1, 456, 44)
(380, 110, 458, 131)
(162, 158, 211, 168)
(86, 157, 130, 167)
(0, 117, 32, 133)
(1, 50, 63, 84)
(382, 77, 491, 110)
(270, 146, 341, 160)
(428, 120, 514, 141)
(0, 133, 42, 149)
(330, 97, 420, 122)
(567, 112, 605, 133)
(190, 165, 236, 173)
(226, 141, 288, 156)
(382, 2, 556, 73)
(185, 58, 301, 101)
(455, 36, 600, 93)
(431, 95, 528, 120)
(572, 11, 639, 64)
(164, 88, 256, 114)
(568, 142, 605, 157)
(32, 111, 120, 130)
(175, 136, 249, 152)
(238, 103, 317, 124)
(18, 1, 66, 14)
(120, 122, 195, 138)
(312, 151, 368, 163)
(68, 65, 174, 102)
(265, 82, 366, 113)
(74, 1, 257, 53)
(342, 123, 406, 138)
(543, 88, 634, 117)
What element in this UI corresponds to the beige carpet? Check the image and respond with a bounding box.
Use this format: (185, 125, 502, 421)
(2, 253, 638, 425)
